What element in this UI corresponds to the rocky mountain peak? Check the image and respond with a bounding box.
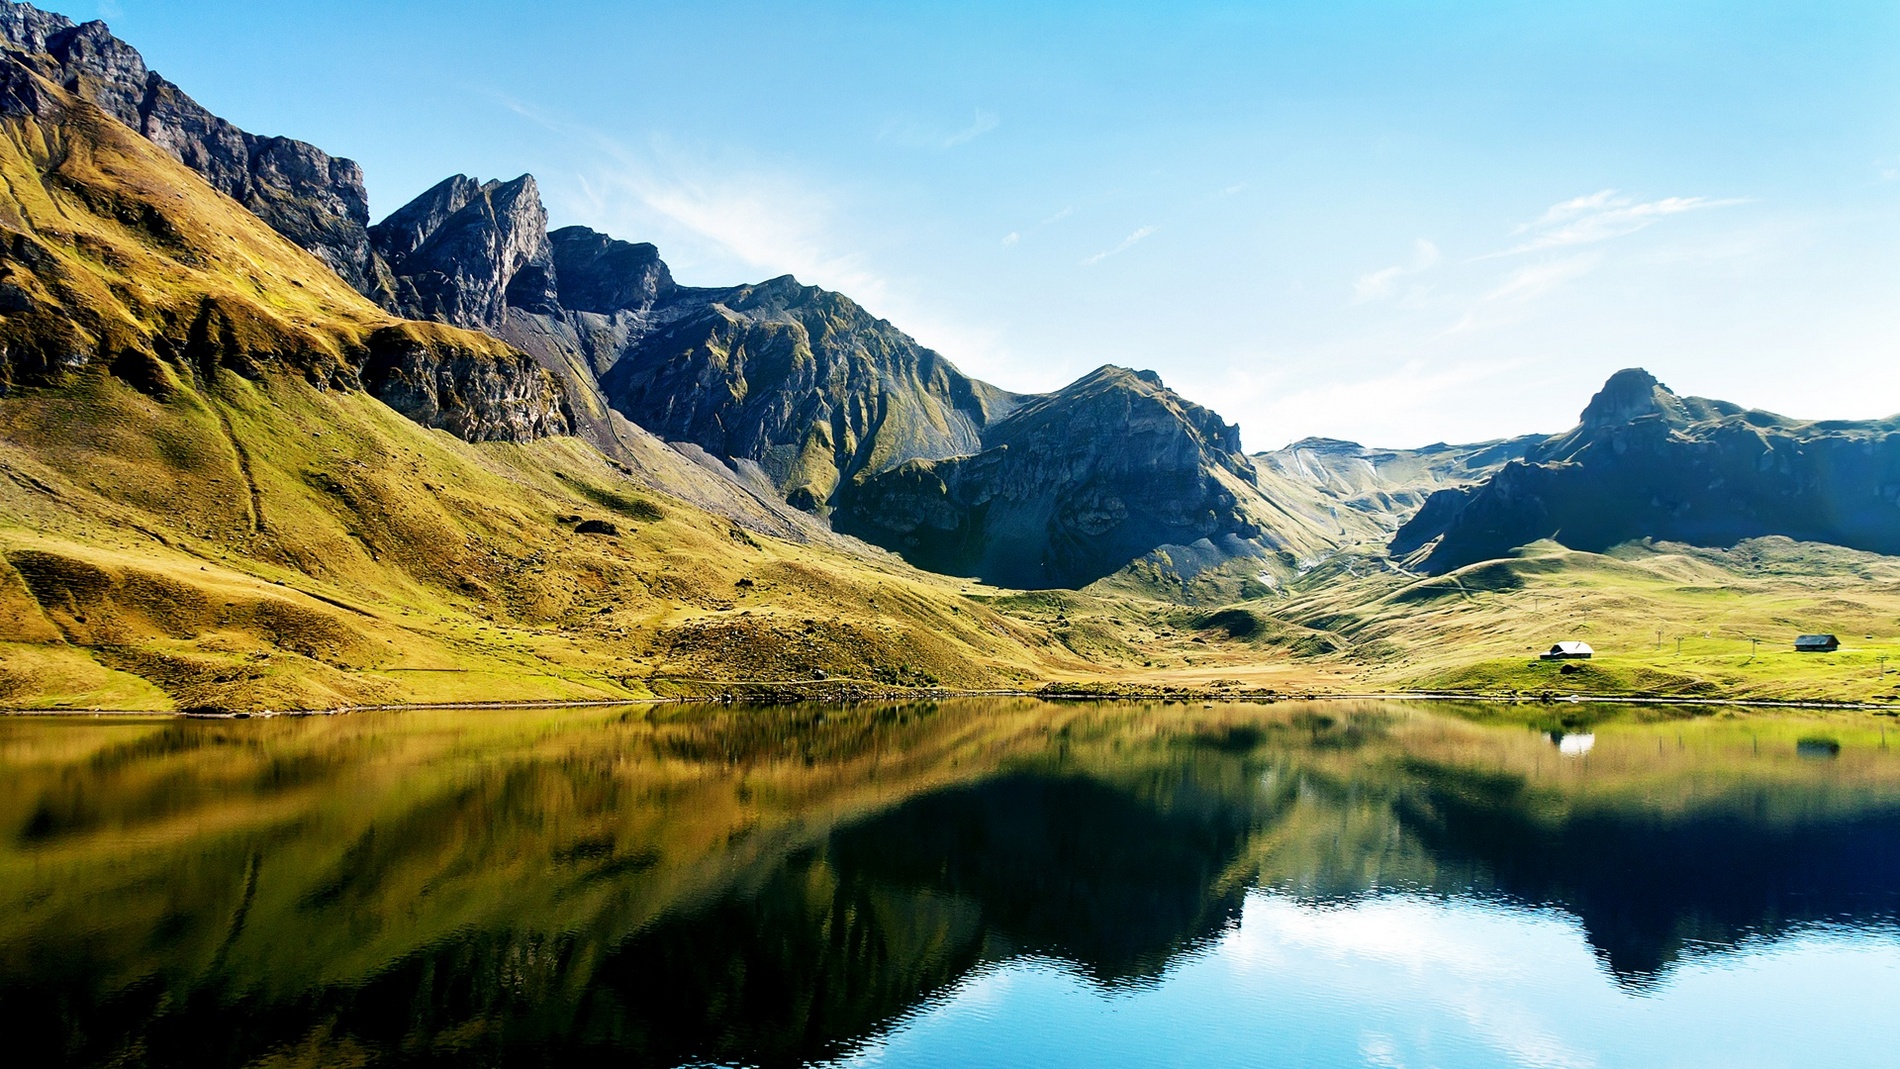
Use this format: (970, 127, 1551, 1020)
(1030, 364, 1244, 459)
(1578, 367, 1681, 429)
(548, 226, 674, 315)
(368, 173, 558, 329)
(367, 174, 482, 265)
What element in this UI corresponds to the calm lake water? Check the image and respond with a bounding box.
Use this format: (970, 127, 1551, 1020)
(4, 698, 1900, 1067)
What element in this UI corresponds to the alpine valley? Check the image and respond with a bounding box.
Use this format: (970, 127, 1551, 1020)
(3, 1, 1898, 712)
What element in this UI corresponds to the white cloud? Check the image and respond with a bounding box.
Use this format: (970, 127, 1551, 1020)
(1001, 231, 1020, 246)
(1491, 189, 1749, 256)
(1081, 224, 1158, 266)
(1352, 238, 1440, 304)
(564, 147, 890, 301)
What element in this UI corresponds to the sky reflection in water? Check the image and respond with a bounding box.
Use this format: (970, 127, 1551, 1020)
(843, 897, 1900, 1069)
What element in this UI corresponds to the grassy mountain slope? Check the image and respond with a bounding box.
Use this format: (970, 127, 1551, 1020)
(0, 59, 1079, 711)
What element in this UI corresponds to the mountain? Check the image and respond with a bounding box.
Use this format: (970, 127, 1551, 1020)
(1254, 434, 1541, 535)
(0, 1, 381, 291)
(0, 26, 1077, 710)
(0, 42, 564, 439)
(1394, 368, 1900, 573)
(366, 177, 1024, 510)
(833, 366, 1366, 588)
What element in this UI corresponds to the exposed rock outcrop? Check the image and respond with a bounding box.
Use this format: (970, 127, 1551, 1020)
(360, 325, 569, 442)
(368, 174, 560, 328)
(0, 1, 380, 291)
(1394, 368, 1900, 572)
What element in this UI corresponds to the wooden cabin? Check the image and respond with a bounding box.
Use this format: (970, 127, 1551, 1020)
(1794, 634, 1841, 653)
(1539, 642, 1594, 660)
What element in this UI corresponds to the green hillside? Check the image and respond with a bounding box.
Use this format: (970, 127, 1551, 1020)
(0, 57, 1087, 711)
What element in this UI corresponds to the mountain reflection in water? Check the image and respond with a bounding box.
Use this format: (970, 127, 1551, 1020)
(2, 699, 1898, 1067)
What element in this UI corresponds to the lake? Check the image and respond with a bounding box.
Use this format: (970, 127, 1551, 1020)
(3, 698, 1899, 1067)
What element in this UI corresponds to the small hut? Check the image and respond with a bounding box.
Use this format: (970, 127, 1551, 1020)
(1794, 634, 1840, 653)
(1539, 642, 1594, 660)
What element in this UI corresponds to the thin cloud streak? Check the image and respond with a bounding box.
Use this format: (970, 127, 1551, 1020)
(1353, 238, 1440, 304)
(1442, 254, 1600, 336)
(1082, 225, 1158, 266)
(1487, 189, 1750, 257)
(495, 95, 891, 299)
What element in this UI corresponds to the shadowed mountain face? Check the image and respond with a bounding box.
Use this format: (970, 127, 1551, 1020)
(1394, 368, 1900, 573)
(835, 366, 1349, 587)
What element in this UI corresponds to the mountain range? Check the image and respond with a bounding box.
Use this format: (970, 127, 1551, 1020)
(1, 0, 1896, 710)
(1395, 369, 1900, 573)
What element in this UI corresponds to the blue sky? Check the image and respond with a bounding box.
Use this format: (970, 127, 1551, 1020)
(72, 1, 1900, 448)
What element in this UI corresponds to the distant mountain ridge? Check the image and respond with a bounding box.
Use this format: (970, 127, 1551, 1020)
(1254, 435, 1541, 537)
(1395, 368, 1900, 572)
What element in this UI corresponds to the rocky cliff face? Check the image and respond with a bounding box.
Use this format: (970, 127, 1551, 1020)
(368, 174, 560, 329)
(597, 276, 1023, 510)
(833, 366, 1343, 588)
(1394, 368, 1900, 571)
(0, 1, 380, 292)
(360, 325, 568, 442)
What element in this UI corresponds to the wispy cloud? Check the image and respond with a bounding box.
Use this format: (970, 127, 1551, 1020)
(1002, 205, 1074, 248)
(1352, 238, 1440, 304)
(1082, 225, 1158, 266)
(879, 109, 1000, 150)
(1442, 253, 1600, 335)
(1489, 189, 1748, 256)
(493, 97, 891, 299)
